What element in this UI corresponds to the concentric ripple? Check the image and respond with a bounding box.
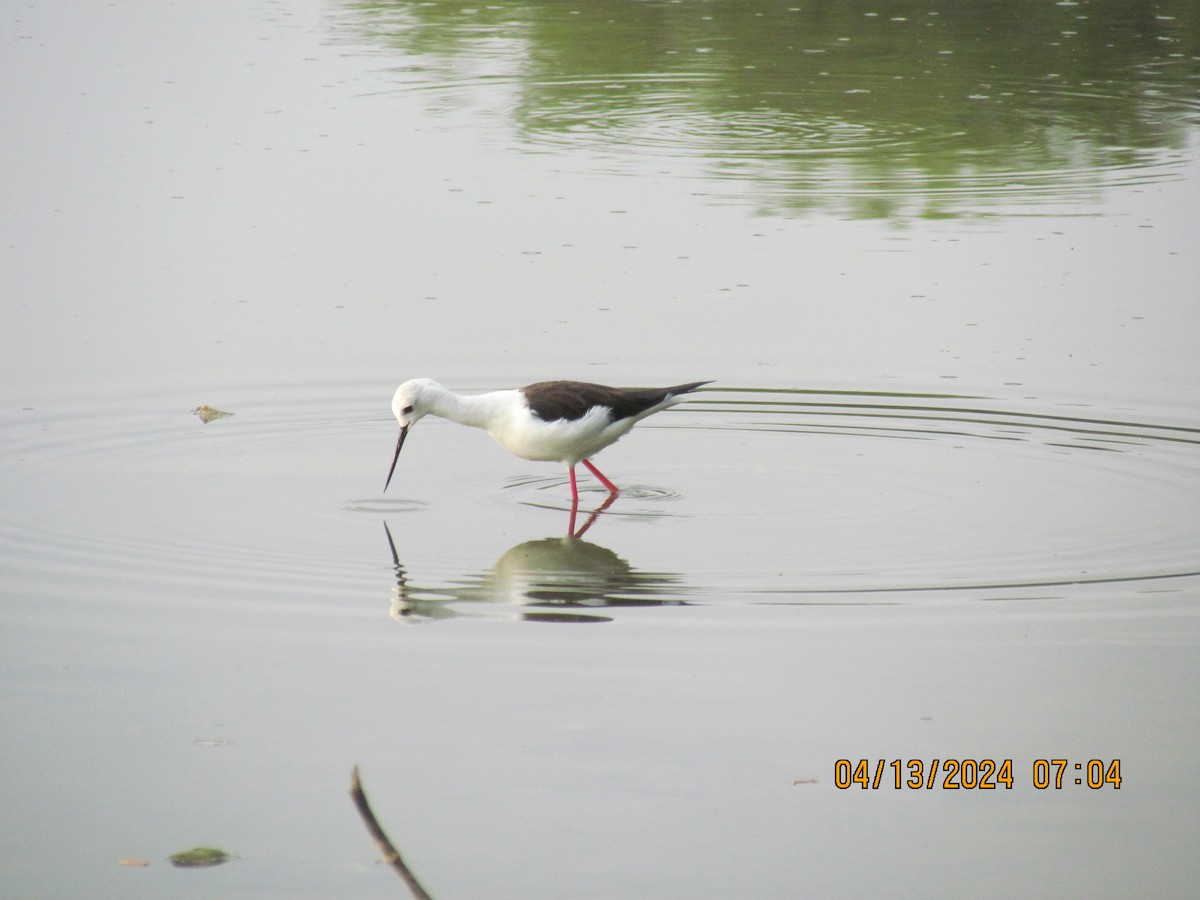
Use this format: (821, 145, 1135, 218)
(1, 383, 1197, 619)
(671, 388, 1200, 599)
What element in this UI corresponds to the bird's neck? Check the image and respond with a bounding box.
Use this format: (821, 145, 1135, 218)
(428, 387, 508, 431)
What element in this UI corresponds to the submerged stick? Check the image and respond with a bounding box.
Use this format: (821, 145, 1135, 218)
(349, 766, 434, 900)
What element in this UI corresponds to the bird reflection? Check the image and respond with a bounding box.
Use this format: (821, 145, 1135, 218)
(567, 492, 617, 539)
(383, 522, 687, 623)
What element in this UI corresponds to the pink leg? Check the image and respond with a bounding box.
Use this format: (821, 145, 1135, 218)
(581, 458, 619, 495)
(566, 495, 578, 537)
(568, 465, 580, 503)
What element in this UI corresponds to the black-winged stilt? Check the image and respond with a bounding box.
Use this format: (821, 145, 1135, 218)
(384, 379, 710, 502)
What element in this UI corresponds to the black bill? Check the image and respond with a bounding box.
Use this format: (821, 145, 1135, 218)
(383, 425, 408, 492)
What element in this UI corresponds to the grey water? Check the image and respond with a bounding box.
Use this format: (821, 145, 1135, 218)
(3, 2, 1199, 897)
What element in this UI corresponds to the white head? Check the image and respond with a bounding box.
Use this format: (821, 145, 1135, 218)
(384, 379, 441, 491)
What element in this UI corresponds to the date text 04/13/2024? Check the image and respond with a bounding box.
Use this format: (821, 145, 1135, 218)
(833, 759, 1122, 790)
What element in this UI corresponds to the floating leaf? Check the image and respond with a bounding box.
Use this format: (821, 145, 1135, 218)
(192, 405, 233, 424)
(168, 846, 234, 868)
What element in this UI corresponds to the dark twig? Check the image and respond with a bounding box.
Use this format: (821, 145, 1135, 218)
(349, 766, 434, 900)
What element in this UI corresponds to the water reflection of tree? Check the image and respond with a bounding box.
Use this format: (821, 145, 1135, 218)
(343, 0, 1200, 216)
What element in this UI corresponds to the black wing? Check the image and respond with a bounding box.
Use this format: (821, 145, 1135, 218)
(523, 380, 711, 423)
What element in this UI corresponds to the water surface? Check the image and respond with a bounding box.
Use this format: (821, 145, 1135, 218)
(2, 1, 1199, 897)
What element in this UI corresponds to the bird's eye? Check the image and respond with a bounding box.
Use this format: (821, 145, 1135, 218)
(402, 405, 414, 415)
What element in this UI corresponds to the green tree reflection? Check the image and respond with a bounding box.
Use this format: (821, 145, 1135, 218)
(342, 0, 1200, 217)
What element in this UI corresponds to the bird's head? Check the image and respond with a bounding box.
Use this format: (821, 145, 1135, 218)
(384, 379, 438, 492)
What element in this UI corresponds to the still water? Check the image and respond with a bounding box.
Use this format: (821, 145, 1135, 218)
(3, 1, 1199, 897)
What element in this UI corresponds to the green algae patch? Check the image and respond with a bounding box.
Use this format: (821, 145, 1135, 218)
(168, 846, 234, 868)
